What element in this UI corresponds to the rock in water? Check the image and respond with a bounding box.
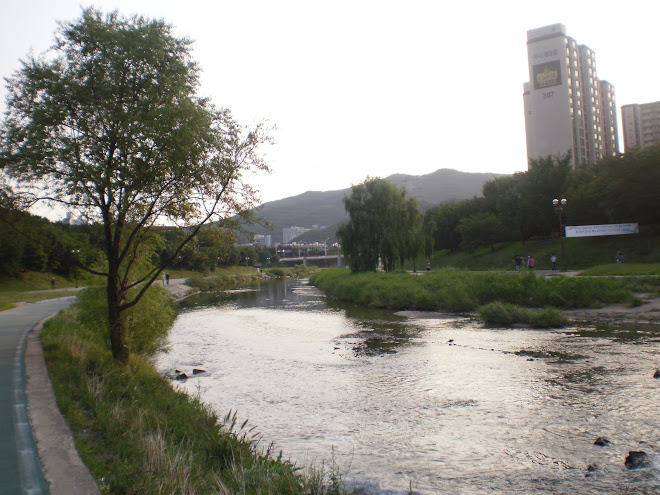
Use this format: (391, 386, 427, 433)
(193, 368, 206, 375)
(625, 451, 650, 469)
(653, 369, 660, 378)
(594, 437, 610, 446)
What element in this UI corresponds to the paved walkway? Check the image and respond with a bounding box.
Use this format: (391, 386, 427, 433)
(0, 297, 100, 494)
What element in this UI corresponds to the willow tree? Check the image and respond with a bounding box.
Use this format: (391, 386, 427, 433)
(0, 9, 270, 360)
(337, 177, 422, 272)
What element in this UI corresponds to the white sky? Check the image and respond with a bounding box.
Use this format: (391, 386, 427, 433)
(1, 0, 659, 205)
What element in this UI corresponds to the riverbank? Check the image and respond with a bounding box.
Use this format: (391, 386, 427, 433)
(309, 268, 660, 327)
(37, 270, 347, 494)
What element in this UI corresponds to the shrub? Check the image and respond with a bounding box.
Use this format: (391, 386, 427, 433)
(528, 307, 569, 328)
(478, 302, 568, 328)
(77, 284, 175, 356)
(478, 302, 530, 325)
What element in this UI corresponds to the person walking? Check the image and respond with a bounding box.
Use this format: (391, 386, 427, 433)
(426, 260, 431, 272)
(513, 255, 524, 271)
(550, 254, 557, 272)
(527, 255, 535, 270)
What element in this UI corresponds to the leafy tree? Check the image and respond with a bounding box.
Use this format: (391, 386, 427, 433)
(567, 144, 660, 229)
(424, 199, 484, 252)
(337, 177, 422, 272)
(457, 213, 505, 252)
(0, 10, 270, 360)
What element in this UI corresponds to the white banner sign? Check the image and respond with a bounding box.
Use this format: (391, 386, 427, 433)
(564, 223, 639, 238)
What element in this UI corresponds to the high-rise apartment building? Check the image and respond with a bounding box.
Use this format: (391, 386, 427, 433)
(523, 23, 619, 169)
(621, 100, 660, 151)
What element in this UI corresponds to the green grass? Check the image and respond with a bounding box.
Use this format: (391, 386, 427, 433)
(477, 302, 569, 328)
(0, 271, 81, 309)
(422, 228, 660, 271)
(578, 263, 660, 276)
(310, 268, 655, 313)
(41, 305, 345, 494)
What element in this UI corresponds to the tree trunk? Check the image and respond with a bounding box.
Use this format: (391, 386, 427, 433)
(107, 268, 128, 361)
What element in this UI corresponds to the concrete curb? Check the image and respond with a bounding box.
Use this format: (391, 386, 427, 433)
(25, 317, 101, 495)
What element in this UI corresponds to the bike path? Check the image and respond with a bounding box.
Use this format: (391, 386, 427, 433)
(0, 298, 75, 494)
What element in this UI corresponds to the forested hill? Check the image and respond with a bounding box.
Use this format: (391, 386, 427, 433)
(251, 168, 504, 243)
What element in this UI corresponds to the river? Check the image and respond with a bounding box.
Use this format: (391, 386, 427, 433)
(156, 278, 660, 494)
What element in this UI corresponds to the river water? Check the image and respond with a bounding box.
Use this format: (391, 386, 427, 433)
(156, 278, 660, 494)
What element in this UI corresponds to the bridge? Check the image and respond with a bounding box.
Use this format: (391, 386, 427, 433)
(277, 254, 346, 268)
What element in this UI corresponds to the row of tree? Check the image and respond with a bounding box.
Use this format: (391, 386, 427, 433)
(338, 144, 660, 272)
(0, 209, 284, 278)
(424, 145, 660, 254)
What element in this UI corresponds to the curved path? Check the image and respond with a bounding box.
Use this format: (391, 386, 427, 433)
(0, 297, 99, 494)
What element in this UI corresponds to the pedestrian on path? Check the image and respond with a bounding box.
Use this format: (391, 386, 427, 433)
(527, 255, 535, 270)
(513, 255, 524, 271)
(550, 254, 557, 272)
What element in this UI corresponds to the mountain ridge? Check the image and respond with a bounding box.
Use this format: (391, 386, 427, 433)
(252, 168, 505, 243)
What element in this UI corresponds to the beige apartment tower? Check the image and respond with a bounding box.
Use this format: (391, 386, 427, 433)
(621, 101, 660, 151)
(523, 24, 619, 169)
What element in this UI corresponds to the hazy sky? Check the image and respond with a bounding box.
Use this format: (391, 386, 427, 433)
(1, 0, 658, 205)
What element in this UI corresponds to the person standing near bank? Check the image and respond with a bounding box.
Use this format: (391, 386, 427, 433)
(527, 255, 535, 270)
(550, 254, 557, 271)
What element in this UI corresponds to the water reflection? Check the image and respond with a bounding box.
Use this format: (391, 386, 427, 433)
(158, 278, 660, 494)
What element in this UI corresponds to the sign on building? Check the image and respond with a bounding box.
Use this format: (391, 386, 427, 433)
(564, 223, 639, 238)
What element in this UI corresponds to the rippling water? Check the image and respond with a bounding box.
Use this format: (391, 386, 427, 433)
(156, 278, 660, 494)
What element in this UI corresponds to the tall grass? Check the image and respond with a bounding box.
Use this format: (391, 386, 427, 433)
(310, 268, 652, 312)
(478, 302, 569, 328)
(41, 304, 343, 494)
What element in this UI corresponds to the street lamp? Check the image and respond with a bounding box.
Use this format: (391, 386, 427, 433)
(552, 198, 567, 271)
(71, 249, 81, 287)
(245, 256, 250, 268)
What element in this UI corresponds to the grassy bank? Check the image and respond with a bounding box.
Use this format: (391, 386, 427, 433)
(41, 299, 345, 494)
(185, 265, 318, 292)
(0, 271, 81, 310)
(422, 229, 660, 271)
(310, 268, 659, 314)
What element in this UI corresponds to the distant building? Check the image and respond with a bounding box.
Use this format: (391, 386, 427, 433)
(523, 23, 619, 169)
(61, 211, 84, 225)
(282, 226, 311, 244)
(253, 234, 272, 248)
(621, 100, 660, 151)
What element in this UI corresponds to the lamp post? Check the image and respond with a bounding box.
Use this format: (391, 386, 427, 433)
(552, 198, 567, 271)
(71, 249, 81, 287)
(245, 256, 250, 268)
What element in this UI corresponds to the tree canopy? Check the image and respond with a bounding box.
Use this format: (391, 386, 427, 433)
(0, 9, 271, 359)
(337, 177, 422, 272)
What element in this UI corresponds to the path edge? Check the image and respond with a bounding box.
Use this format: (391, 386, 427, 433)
(25, 314, 101, 495)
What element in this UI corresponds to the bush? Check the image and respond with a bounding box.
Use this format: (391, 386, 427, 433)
(528, 307, 569, 328)
(477, 302, 568, 328)
(77, 284, 175, 356)
(478, 302, 531, 325)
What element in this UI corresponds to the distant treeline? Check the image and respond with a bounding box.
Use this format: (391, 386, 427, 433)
(0, 210, 276, 277)
(425, 145, 660, 253)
